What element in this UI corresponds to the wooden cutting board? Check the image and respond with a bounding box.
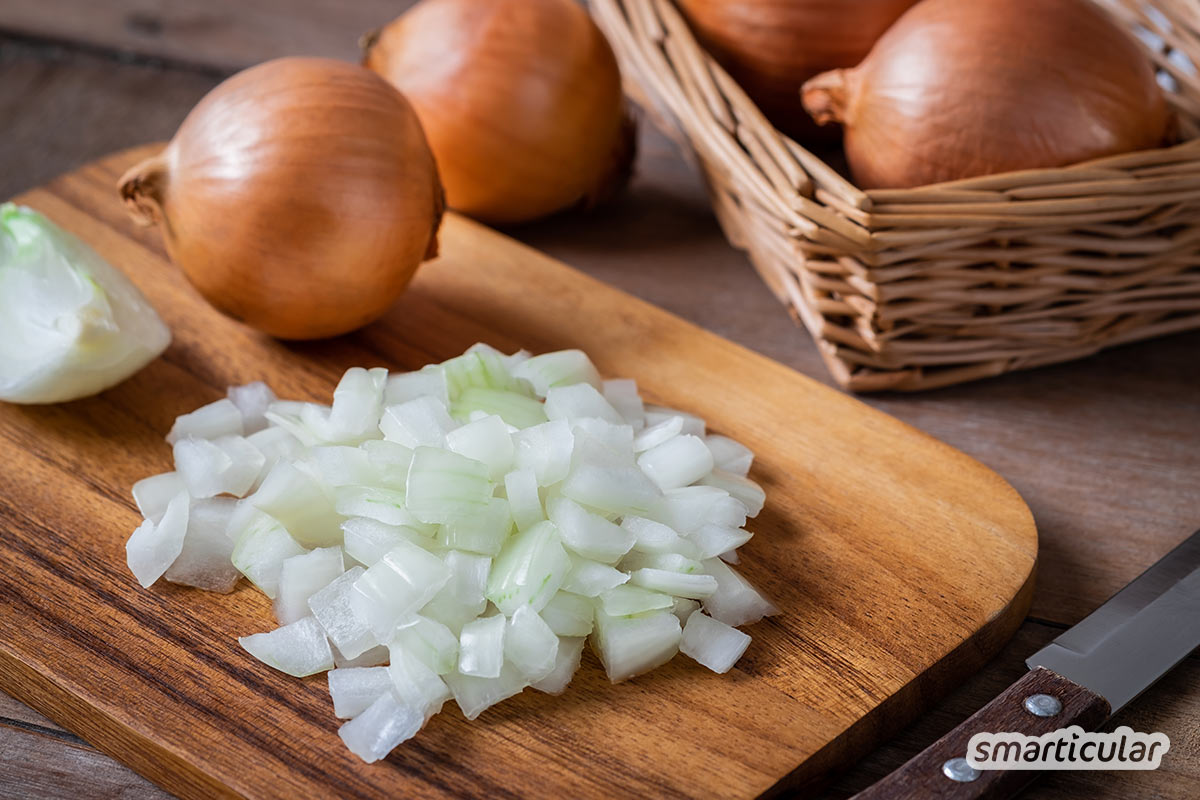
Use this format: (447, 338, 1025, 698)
(0, 147, 1036, 800)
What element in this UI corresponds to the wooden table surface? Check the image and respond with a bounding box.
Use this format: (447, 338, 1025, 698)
(0, 3, 1197, 798)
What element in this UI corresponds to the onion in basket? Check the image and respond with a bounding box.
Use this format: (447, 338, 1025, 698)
(676, 0, 920, 140)
(118, 58, 444, 340)
(126, 345, 777, 762)
(800, 0, 1173, 189)
(363, 0, 635, 225)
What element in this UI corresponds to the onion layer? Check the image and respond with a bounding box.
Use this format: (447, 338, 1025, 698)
(364, 0, 634, 225)
(119, 58, 444, 340)
(801, 0, 1173, 189)
(676, 0, 920, 140)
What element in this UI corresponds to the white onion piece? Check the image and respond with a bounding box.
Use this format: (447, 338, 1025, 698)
(164, 497, 240, 592)
(334, 486, 413, 527)
(227, 382, 276, 435)
(342, 517, 422, 567)
(457, 614, 506, 678)
(334, 643, 390, 669)
(680, 612, 751, 674)
(562, 555, 629, 597)
(174, 435, 265, 499)
(351, 542, 451, 637)
(394, 615, 459, 675)
(166, 398, 243, 445)
(644, 405, 705, 437)
(486, 521, 570, 615)
(445, 414, 514, 480)
(701, 558, 779, 627)
(531, 636, 586, 695)
(309, 567, 377, 661)
(539, 591, 594, 637)
(230, 512, 307, 598)
(561, 464, 660, 517)
(421, 550, 490, 631)
(619, 551, 703, 574)
(601, 379, 645, 430)
(384, 369, 448, 407)
(239, 616, 334, 677)
(544, 384, 624, 425)
(637, 435, 714, 491)
(704, 435, 753, 476)
(503, 468, 544, 532)
(701, 469, 766, 518)
(632, 416, 683, 453)
(328, 666, 392, 719)
(512, 349, 601, 396)
(250, 460, 342, 547)
(131, 471, 185, 523)
(621, 516, 693, 556)
(313, 446, 379, 488)
(439, 497, 512, 556)
(323, 367, 387, 444)
(405, 446, 491, 525)
(690, 524, 754, 561)
(547, 496, 634, 564)
(274, 547, 345, 625)
(505, 606, 559, 681)
(387, 644, 451, 719)
(651, 485, 738, 533)
(380, 396, 455, 449)
(672, 597, 701, 626)
(599, 584, 674, 617)
(592, 610, 681, 683)
(338, 690, 422, 763)
(629, 568, 718, 600)
(126, 490, 189, 588)
(511, 419, 574, 485)
(443, 662, 529, 720)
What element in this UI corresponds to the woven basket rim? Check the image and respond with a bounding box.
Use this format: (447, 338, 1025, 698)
(591, 0, 1200, 392)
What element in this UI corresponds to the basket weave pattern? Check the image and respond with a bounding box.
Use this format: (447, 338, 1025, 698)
(592, 0, 1200, 391)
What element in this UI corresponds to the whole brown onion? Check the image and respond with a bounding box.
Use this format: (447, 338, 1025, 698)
(801, 0, 1173, 189)
(119, 58, 443, 340)
(676, 0, 921, 140)
(364, 0, 634, 225)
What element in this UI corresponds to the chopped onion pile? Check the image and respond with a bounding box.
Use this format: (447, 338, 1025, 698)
(126, 344, 776, 763)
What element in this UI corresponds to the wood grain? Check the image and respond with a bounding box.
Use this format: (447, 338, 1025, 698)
(0, 146, 1035, 799)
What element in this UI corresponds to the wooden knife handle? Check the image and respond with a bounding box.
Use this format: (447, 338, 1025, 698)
(852, 667, 1111, 800)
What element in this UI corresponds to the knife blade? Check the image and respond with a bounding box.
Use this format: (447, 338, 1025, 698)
(852, 528, 1200, 800)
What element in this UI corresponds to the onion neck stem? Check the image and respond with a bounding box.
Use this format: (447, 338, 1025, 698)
(118, 150, 171, 227)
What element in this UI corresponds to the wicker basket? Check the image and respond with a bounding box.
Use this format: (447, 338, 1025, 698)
(591, 0, 1200, 391)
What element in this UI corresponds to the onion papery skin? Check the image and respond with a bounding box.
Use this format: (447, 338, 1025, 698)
(801, 0, 1173, 189)
(676, 0, 920, 141)
(364, 0, 633, 226)
(119, 58, 444, 340)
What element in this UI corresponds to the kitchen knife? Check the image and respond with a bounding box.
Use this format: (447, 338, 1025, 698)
(853, 528, 1200, 800)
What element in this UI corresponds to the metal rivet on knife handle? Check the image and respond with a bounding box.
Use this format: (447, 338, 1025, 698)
(941, 757, 980, 783)
(1023, 694, 1063, 717)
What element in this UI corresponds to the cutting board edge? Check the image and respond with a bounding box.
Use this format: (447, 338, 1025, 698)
(0, 641, 245, 800)
(766, 555, 1037, 797)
